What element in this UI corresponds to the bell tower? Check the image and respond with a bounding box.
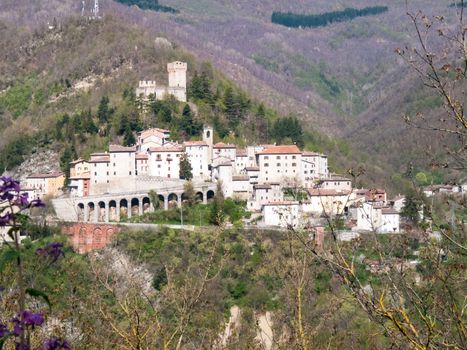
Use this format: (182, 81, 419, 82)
(203, 125, 214, 163)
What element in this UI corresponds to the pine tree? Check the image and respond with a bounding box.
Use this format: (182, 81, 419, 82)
(97, 96, 110, 123)
(210, 181, 225, 225)
(183, 181, 196, 207)
(123, 126, 136, 146)
(60, 144, 77, 187)
(179, 153, 193, 180)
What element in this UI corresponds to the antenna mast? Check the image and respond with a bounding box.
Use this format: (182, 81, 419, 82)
(93, 0, 99, 19)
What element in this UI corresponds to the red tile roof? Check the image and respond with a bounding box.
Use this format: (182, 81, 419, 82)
(27, 172, 64, 179)
(232, 175, 249, 181)
(263, 201, 299, 206)
(308, 189, 351, 196)
(149, 146, 183, 152)
(139, 128, 170, 139)
(214, 142, 236, 149)
(135, 153, 149, 160)
(109, 145, 137, 152)
(184, 140, 208, 146)
(236, 149, 247, 156)
(257, 145, 301, 155)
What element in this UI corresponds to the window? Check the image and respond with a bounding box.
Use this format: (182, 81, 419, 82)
(277, 163, 281, 167)
(264, 156, 269, 160)
(129, 171, 132, 175)
(276, 156, 281, 159)
(264, 163, 269, 167)
(113, 172, 116, 175)
(113, 163, 116, 167)
(292, 155, 296, 159)
(106, 172, 109, 176)
(292, 163, 296, 167)
(94, 172, 97, 176)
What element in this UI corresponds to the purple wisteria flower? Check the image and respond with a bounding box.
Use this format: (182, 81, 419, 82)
(15, 343, 29, 350)
(11, 310, 45, 337)
(36, 243, 65, 263)
(0, 323, 8, 337)
(44, 337, 71, 350)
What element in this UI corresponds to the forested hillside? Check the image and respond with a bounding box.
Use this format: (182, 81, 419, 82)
(271, 6, 388, 28)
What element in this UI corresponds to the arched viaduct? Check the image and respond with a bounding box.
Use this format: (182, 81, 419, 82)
(52, 183, 217, 223)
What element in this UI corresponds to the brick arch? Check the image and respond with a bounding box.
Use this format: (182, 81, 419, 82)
(62, 223, 120, 254)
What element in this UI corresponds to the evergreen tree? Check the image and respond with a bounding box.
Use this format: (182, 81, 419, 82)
(97, 96, 110, 123)
(223, 87, 240, 128)
(271, 116, 304, 148)
(210, 181, 225, 225)
(123, 126, 136, 146)
(180, 104, 201, 137)
(179, 153, 193, 180)
(183, 181, 196, 207)
(401, 188, 426, 225)
(60, 144, 77, 187)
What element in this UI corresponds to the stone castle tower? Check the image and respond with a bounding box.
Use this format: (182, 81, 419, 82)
(136, 61, 187, 102)
(167, 61, 187, 102)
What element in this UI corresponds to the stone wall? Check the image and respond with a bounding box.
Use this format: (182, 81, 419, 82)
(62, 223, 119, 254)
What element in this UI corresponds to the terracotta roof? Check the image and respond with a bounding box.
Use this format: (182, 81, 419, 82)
(149, 146, 183, 152)
(214, 142, 236, 149)
(69, 174, 90, 180)
(263, 201, 299, 206)
(254, 184, 272, 190)
(184, 140, 208, 146)
(27, 172, 63, 179)
(302, 151, 322, 157)
(109, 144, 136, 153)
(236, 149, 247, 156)
(257, 145, 301, 155)
(245, 167, 259, 171)
(89, 156, 110, 163)
(69, 158, 88, 165)
(324, 176, 352, 182)
(382, 208, 399, 215)
(139, 128, 170, 139)
(232, 175, 249, 181)
(308, 189, 351, 196)
(136, 153, 149, 160)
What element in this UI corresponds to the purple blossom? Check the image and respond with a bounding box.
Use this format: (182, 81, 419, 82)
(0, 177, 20, 195)
(36, 243, 65, 262)
(0, 212, 13, 227)
(44, 337, 70, 350)
(15, 343, 29, 350)
(29, 199, 45, 208)
(0, 323, 8, 337)
(16, 193, 29, 207)
(12, 310, 45, 336)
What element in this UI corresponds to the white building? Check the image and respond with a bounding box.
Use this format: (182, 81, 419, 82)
(89, 153, 111, 194)
(183, 141, 210, 179)
(109, 145, 136, 178)
(213, 143, 236, 163)
(137, 128, 171, 152)
(25, 172, 65, 198)
(148, 146, 183, 179)
(136, 61, 187, 102)
(304, 189, 351, 216)
(212, 162, 234, 197)
(136, 153, 149, 176)
(319, 177, 352, 192)
(235, 149, 248, 173)
(256, 145, 302, 184)
(249, 183, 284, 211)
(357, 202, 400, 233)
(262, 202, 300, 228)
(301, 152, 329, 186)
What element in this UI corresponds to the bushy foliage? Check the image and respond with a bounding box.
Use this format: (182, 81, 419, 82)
(115, 0, 178, 13)
(272, 6, 389, 29)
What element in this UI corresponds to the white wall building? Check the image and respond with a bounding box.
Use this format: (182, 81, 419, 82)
(256, 145, 302, 184)
(262, 202, 300, 228)
(109, 145, 136, 178)
(137, 128, 171, 152)
(213, 143, 236, 163)
(319, 177, 352, 192)
(183, 141, 210, 179)
(357, 203, 400, 233)
(89, 153, 111, 194)
(148, 146, 183, 179)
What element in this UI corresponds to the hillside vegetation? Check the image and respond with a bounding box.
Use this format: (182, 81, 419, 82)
(271, 6, 389, 28)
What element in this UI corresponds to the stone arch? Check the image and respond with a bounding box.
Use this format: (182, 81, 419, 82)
(168, 193, 178, 209)
(131, 198, 140, 216)
(94, 227, 103, 245)
(207, 190, 215, 201)
(109, 200, 117, 221)
(77, 203, 85, 221)
(142, 197, 151, 213)
(98, 201, 106, 222)
(120, 199, 128, 219)
(195, 192, 203, 203)
(87, 202, 95, 222)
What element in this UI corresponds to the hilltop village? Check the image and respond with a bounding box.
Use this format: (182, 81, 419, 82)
(18, 61, 461, 234)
